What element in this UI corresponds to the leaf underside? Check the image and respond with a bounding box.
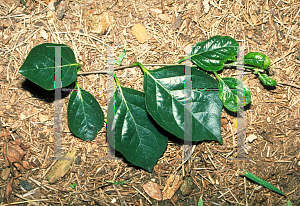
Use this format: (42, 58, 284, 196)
(107, 86, 168, 172)
(143, 65, 223, 144)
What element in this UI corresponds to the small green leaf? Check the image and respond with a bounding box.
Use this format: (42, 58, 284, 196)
(107, 80, 168, 172)
(19, 43, 80, 90)
(67, 83, 104, 141)
(218, 77, 251, 112)
(135, 63, 223, 143)
(244, 52, 270, 70)
(190, 36, 239, 71)
(258, 73, 277, 86)
(243, 170, 286, 196)
(117, 41, 126, 66)
(198, 197, 203, 206)
(286, 198, 292, 206)
(70, 183, 77, 189)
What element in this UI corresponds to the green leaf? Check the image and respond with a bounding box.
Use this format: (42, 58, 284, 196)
(218, 77, 251, 112)
(198, 197, 203, 206)
(138, 63, 223, 144)
(243, 170, 286, 196)
(19, 43, 80, 90)
(286, 198, 292, 206)
(107, 82, 168, 172)
(117, 41, 126, 66)
(244, 52, 270, 70)
(67, 83, 104, 141)
(190, 36, 239, 71)
(258, 73, 277, 86)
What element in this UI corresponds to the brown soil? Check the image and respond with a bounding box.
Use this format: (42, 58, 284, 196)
(0, 0, 300, 205)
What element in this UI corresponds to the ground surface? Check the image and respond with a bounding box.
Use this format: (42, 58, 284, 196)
(0, 0, 300, 205)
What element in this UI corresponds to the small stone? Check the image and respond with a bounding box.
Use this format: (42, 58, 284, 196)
(20, 180, 31, 191)
(246, 134, 258, 143)
(48, 0, 55, 11)
(40, 29, 48, 40)
(180, 177, 194, 196)
(131, 23, 149, 44)
(159, 13, 171, 22)
(267, 117, 271, 122)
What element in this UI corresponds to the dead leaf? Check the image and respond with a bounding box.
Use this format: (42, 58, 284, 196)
(143, 181, 162, 201)
(1, 168, 11, 180)
(162, 174, 183, 200)
(221, 117, 228, 129)
(46, 148, 76, 184)
(131, 23, 149, 44)
(4, 177, 13, 205)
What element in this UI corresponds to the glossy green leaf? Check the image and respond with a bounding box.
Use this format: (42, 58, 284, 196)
(218, 77, 251, 112)
(243, 170, 286, 196)
(258, 73, 277, 86)
(107, 82, 168, 172)
(67, 83, 104, 141)
(286, 198, 292, 206)
(138, 63, 223, 144)
(19, 43, 80, 90)
(189, 36, 239, 71)
(244, 52, 270, 70)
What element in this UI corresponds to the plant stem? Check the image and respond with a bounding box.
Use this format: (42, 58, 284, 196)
(224, 63, 264, 72)
(213, 71, 222, 82)
(176, 57, 185, 64)
(77, 63, 183, 75)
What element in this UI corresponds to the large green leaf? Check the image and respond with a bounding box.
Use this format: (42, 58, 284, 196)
(140, 64, 223, 144)
(107, 83, 168, 172)
(67, 83, 104, 141)
(19, 43, 80, 90)
(218, 77, 251, 112)
(190, 36, 239, 71)
(244, 52, 270, 70)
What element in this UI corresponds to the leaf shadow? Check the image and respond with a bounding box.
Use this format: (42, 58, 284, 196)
(21, 79, 74, 103)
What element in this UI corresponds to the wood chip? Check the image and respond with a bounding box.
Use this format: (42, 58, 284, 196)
(131, 23, 149, 44)
(89, 12, 114, 35)
(162, 174, 183, 200)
